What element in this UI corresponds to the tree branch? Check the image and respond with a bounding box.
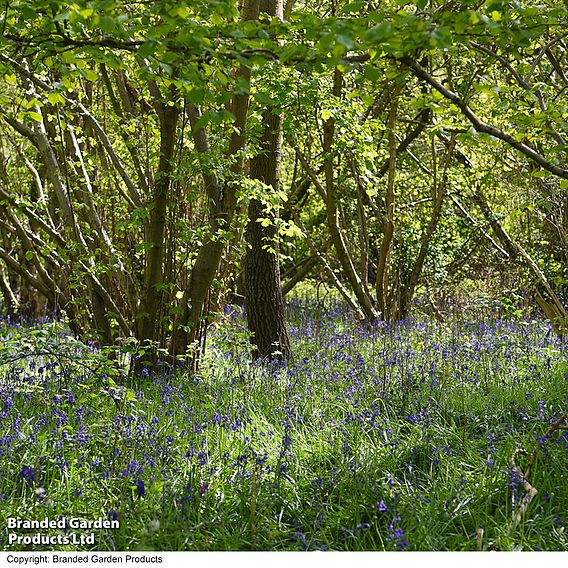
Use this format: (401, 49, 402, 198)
(401, 56, 568, 179)
(0, 54, 143, 208)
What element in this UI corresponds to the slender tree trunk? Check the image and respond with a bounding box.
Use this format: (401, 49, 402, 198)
(398, 137, 455, 319)
(375, 91, 399, 320)
(352, 160, 370, 288)
(139, 103, 178, 344)
(243, 0, 292, 361)
(1, 103, 131, 338)
(281, 240, 331, 296)
(294, 215, 365, 317)
(475, 184, 567, 336)
(92, 290, 113, 344)
(171, 0, 260, 363)
(324, 70, 379, 323)
(0, 263, 18, 313)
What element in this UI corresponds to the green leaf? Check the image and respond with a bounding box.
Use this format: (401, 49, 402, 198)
(365, 22, 392, 43)
(124, 389, 137, 402)
(99, 15, 116, 33)
(27, 111, 43, 123)
(53, 11, 70, 22)
(83, 69, 99, 82)
(19, 6, 38, 21)
(159, 62, 173, 75)
(341, 1, 364, 13)
(25, 251, 34, 261)
(364, 64, 382, 82)
(137, 41, 157, 59)
(47, 92, 65, 106)
(281, 44, 307, 62)
(186, 88, 205, 105)
(194, 110, 235, 131)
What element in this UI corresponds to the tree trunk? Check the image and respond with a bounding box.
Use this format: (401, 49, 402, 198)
(171, 0, 260, 364)
(244, 197, 292, 361)
(475, 184, 567, 336)
(243, 0, 292, 362)
(398, 137, 455, 319)
(324, 70, 379, 323)
(375, 91, 399, 320)
(139, 103, 178, 345)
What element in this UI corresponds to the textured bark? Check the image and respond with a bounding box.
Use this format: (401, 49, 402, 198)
(244, 197, 292, 360)
(0, 264, 18, 312)
(139, 104, 178, 343)
(92, 290, 113, 344)
(244, 112, 292, 359)
(535, 290, 567, 337)
(244, 0, 292, 362)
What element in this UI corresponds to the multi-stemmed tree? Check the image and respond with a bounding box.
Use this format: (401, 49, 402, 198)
(0, 0, 567, 371)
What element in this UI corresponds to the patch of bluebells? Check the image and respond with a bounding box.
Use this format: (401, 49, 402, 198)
(387, 517, 409, 551)
(0, 304, 566, 550)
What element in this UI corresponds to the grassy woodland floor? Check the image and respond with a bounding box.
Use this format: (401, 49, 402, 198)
(0, 300, 566, 551)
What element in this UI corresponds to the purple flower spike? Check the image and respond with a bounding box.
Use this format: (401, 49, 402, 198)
(20, 466, 36, 482)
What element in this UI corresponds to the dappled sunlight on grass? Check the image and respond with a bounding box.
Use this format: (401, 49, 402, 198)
(0, 302, 566, 551)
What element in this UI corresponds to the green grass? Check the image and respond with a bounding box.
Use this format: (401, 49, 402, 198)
(0, 304, 566, 551)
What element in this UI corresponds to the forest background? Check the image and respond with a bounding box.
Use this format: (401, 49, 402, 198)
(0, 0, 567, 553)
(0, 0, 567, 361)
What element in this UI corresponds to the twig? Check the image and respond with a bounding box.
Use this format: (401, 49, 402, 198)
(507, 414, 566, 533)
(475, 526, 484, 551)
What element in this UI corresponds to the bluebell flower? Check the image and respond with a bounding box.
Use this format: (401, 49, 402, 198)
(541, 492, 550, 503)
(135, 479, 145, 497)
(294, 532, 308, 550)
(20, 466, 36, 482)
